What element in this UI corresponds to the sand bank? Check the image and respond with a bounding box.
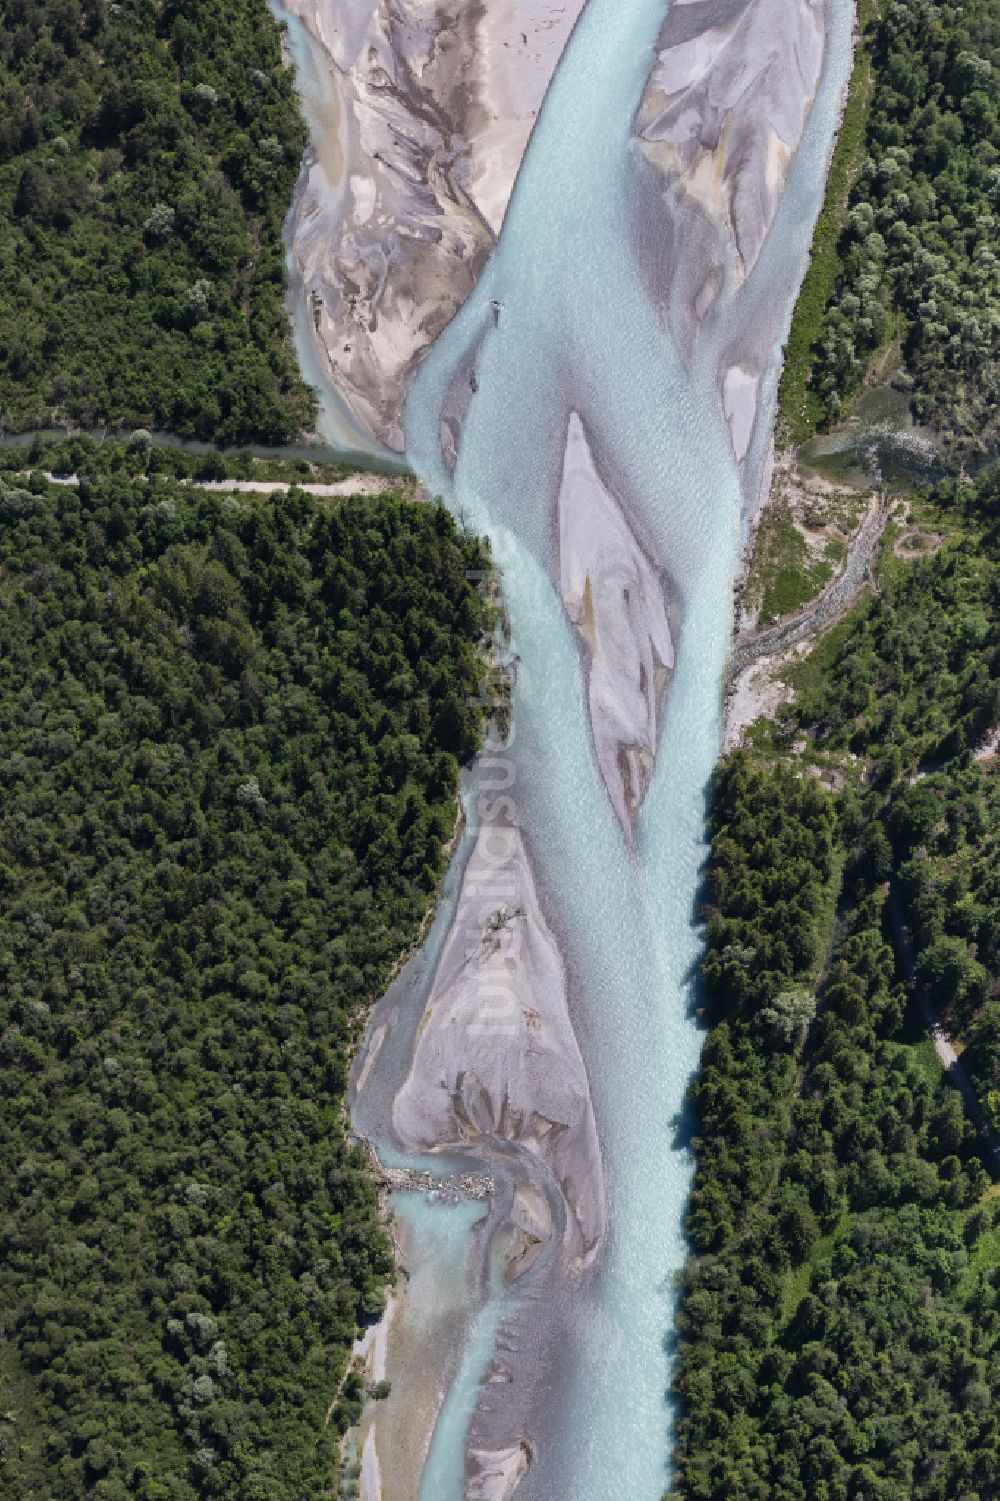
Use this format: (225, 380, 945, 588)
(634, 0, 830, 485)
(557, 413, 675, 835)
(393, 813, 607, 1269)
(350, 775, 607, 1498)
(281, 0, 586, 450)
(357, 1197, 493, 1501)
(636, 0, 825, 293)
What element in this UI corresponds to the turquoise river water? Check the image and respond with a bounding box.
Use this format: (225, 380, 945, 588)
(286, 0, 855, 1495)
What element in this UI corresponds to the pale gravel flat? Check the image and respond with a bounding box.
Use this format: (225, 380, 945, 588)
(191, 474, 399, 496)
(558, 412, 675, 836)
(358, 1203, 490, 1501)
(392, 813, 607, 1269)
(281, 0, 587, 450)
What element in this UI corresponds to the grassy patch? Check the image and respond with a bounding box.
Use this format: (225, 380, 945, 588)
(783, 598, 869, 699)
(799, 483, 869, 534)
(966, 1212, 996, 1260)
(781, 1255, 815, 1321)
(907, 1032, 947, 1091)
(745, 500, 834, 625)
(781, 1212, 851, 1321)
(959, 1213, 1000, 1298)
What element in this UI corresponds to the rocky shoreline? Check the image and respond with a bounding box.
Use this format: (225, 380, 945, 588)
(358, 1134, 495, 1207)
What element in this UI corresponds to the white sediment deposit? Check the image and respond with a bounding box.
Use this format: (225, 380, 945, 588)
(467, 1441, 531, 1501)
(393, 814, 607, 1269)
(358, 1429, 381, 1501)
(538, 0, 833, 837)
(189, 472, 405, 497)
(368, 796, 608, 1497)
(281, 0, 586, 450)
(722, 364, 762, 463)
(558, 413, 675, 835)
(636, 0, 825, 290)
(635, 0, 827, 469)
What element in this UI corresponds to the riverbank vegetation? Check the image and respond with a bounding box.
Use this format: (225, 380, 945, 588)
(783, 0, 1000, 456)
(671, 465, 1000, 1499)
(0, 0, 314, 443)
(0, 471, 493, 1498)
(740, 496, 838, 626)
(777, 0, 886, 444)
(790, 465, 1000, 1116)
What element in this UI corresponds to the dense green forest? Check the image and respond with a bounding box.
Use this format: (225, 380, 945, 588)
(777, 0, 884, 443)
(794, 467, 1000, 1115)
(0, 470, 493, 1498)
(0, 0, 314, 442)
(670, 466, 1000, 1499)
(787, 0, 1000, 453)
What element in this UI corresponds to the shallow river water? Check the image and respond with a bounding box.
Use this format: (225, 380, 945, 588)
(289, 0, 855, 1494)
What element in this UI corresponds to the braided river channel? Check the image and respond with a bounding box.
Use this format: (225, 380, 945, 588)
(284, 0, 855, 1494)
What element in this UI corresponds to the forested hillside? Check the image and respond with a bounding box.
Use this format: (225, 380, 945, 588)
(0, 469, 492, 1498)
(783, 0, 1000, 453)
(798, 469, 1000, 1115)
(671, 467, 1000, 1499)
(0, 0, 314, 441)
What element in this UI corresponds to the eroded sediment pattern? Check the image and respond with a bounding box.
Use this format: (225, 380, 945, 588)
(351, 772, 609, 1500)
(392, 810, 608, 1500)
(536, 0, 826, 830)
(394, 815, 607, 1272)
(635, 0, 826, 476)
(283, 0, 586, 449)
(637, 0, 825, 288)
